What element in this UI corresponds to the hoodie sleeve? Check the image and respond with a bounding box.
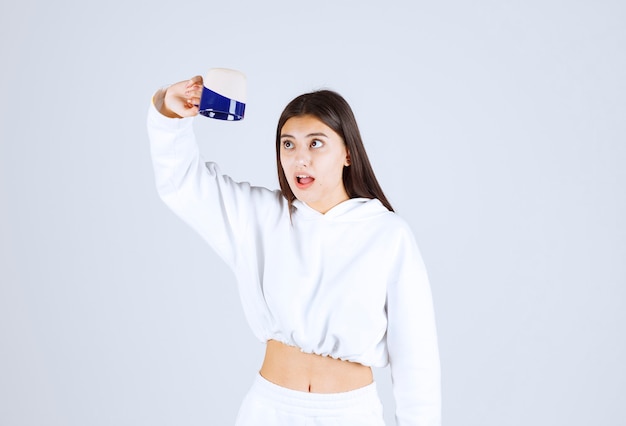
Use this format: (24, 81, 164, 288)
(146, 100, 273, 268)
(386, 225, 441, 426)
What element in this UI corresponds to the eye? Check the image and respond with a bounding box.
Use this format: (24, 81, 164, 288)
(310, 139, 324, 148)
(282, 140, 294, 149)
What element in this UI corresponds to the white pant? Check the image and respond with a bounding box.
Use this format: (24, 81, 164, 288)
(235, 374, 386, 426)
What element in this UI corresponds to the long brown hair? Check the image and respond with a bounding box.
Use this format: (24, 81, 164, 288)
(275, 90, 393, 212)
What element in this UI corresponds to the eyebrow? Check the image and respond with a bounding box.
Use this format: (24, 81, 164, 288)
(280, 132, 328, 139)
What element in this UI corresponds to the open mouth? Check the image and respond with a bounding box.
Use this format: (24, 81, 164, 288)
(296, 175, 315, 188)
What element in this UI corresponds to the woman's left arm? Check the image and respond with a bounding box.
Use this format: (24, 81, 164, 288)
(386, 227, 441, 426)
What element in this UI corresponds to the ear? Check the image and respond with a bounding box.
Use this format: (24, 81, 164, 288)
(345, 149, 351, 167)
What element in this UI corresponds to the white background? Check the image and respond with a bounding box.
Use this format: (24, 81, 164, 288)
(1, 1, 624, 425)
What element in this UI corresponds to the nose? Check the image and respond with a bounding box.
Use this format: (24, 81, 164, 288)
(294, 147, 310, 166)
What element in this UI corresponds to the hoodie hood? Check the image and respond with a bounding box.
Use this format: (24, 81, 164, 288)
(292, 197, 391, 222)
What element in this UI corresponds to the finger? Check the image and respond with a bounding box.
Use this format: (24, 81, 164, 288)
(182, 88, 201, 104)
(180, 104, 199, 117)
(185, 75, 203, 88)
(184, 86, 203, 97)
(182, 98, 195, 107)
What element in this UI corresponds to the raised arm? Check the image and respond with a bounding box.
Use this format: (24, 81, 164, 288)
(147, 77, 276, 268)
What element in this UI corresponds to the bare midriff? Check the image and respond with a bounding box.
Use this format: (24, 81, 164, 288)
(259, 339, 373, 393)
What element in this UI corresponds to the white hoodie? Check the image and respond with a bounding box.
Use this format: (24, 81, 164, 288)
(147, 102, 441, 426)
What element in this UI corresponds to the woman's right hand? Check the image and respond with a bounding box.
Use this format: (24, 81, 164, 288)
(154, 75, 203, 119)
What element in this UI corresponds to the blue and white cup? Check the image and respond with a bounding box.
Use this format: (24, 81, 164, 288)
(198, 68, 247, 121)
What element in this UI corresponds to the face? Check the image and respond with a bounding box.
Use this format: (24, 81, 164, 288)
(280, 115, 351, 214)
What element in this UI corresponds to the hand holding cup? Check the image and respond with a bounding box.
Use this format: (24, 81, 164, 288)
(155, 76, 204, 119)
(155, 68, 246, 120)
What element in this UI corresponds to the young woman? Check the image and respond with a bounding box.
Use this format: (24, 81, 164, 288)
(147, 75, 441, 426)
